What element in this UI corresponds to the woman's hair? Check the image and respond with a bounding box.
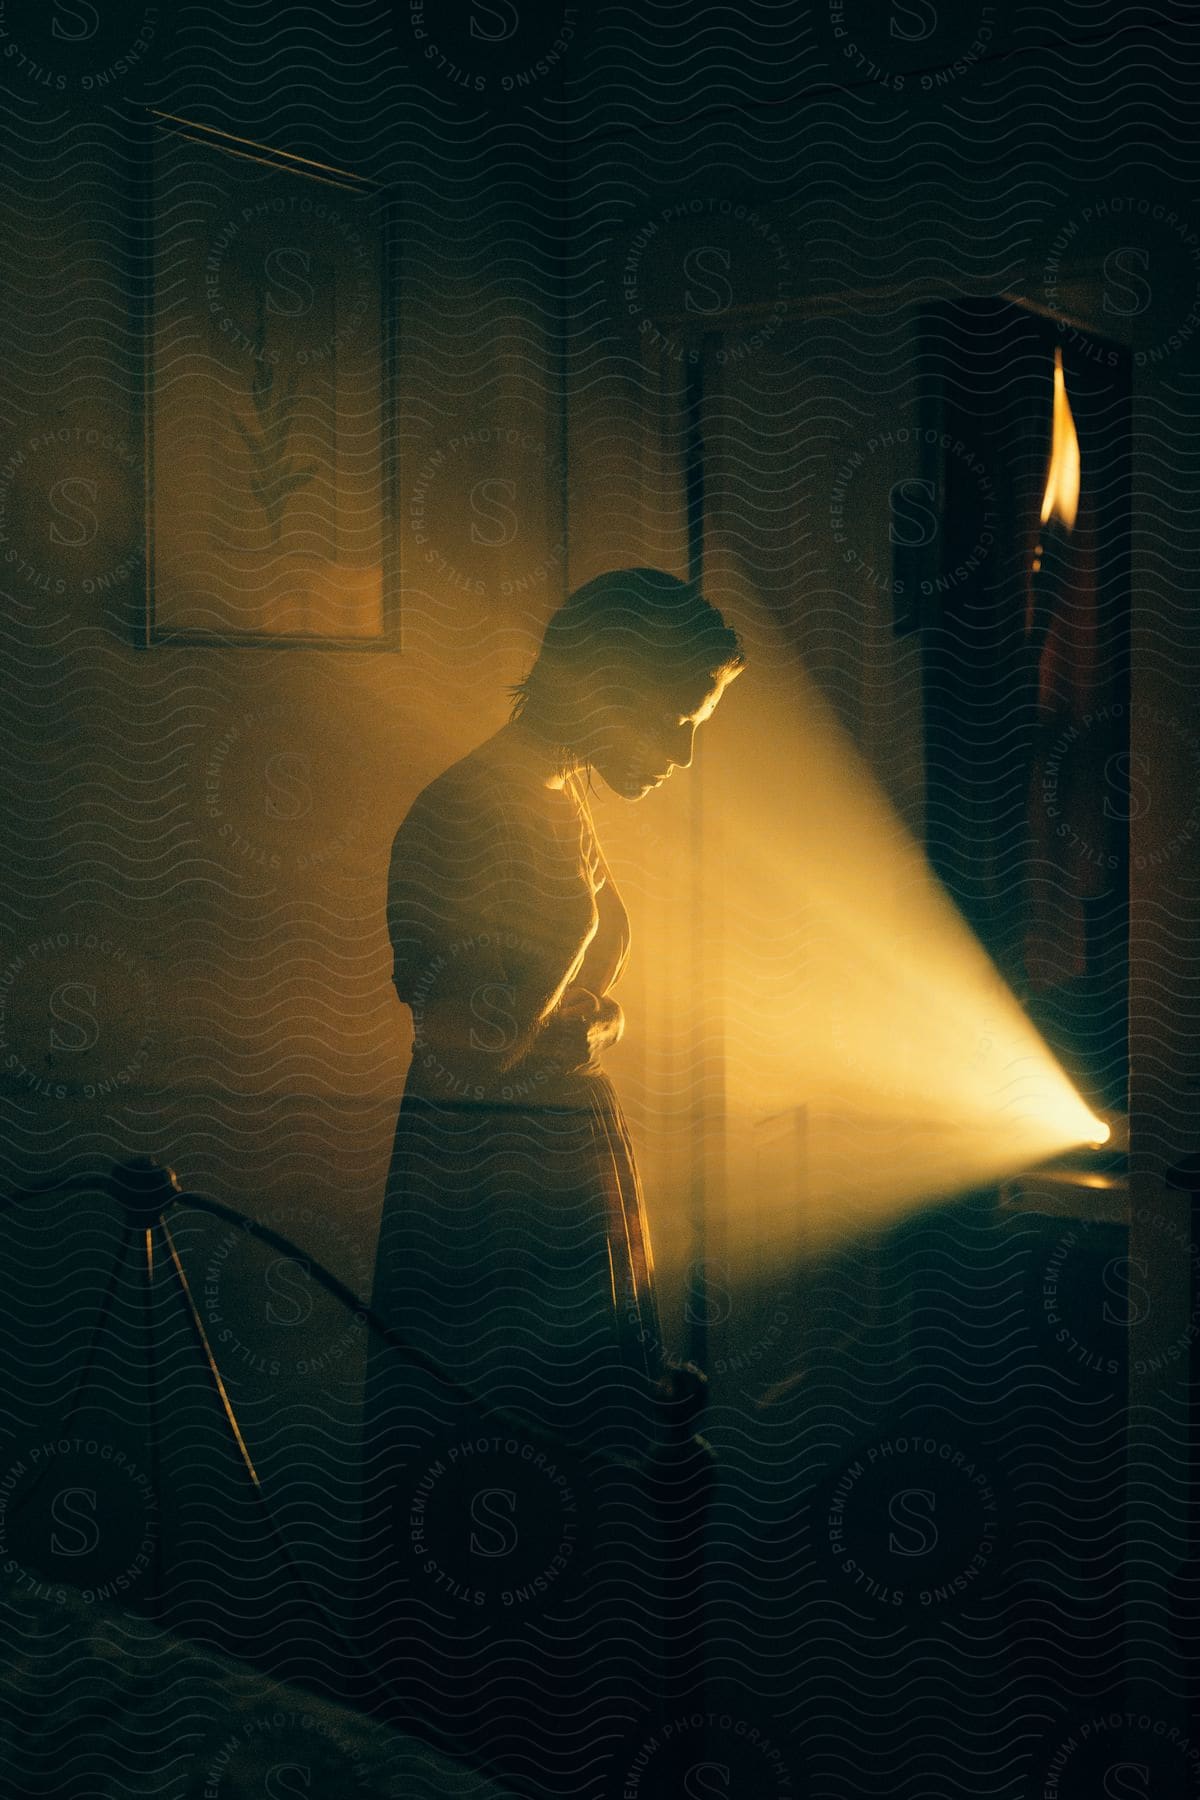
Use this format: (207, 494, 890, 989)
(508, 567, 745, 724)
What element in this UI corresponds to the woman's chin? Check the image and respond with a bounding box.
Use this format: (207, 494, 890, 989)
(601, 770, 657, 801)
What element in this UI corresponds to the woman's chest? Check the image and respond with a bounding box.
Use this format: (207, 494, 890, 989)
(582, 874, 630, 994)
(504, 796, 629, 987)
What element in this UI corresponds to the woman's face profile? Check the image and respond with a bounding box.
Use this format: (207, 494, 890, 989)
(583, 667, 739, 801)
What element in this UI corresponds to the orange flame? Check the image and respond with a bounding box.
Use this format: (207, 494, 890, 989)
(1039, 347, 1080, 531)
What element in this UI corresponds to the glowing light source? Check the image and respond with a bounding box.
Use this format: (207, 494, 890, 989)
(1039, 347, 1081, 532)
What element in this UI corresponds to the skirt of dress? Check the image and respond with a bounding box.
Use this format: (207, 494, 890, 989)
(357, 1075, 667, 1782)
(363, 1070, 664, 1463)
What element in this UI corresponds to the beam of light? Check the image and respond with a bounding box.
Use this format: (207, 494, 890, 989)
(379, 560, 1111, 1270)
(599, 564, 1113, 1269)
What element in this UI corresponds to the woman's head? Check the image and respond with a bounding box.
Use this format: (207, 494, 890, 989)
(510, 568, 745, 799)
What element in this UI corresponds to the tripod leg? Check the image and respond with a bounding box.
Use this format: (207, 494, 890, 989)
(157, 1213, 262, 1484)
(155, 1214, 418, 1722)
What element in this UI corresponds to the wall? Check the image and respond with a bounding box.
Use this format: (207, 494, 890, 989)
(0, 7, 569, 1301)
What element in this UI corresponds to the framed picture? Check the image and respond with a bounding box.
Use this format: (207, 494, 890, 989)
(141, 113, 399, 647)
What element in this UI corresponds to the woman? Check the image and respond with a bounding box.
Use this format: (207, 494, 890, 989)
(358, 571, 742, 1778)
(364, 568, 744, 1482)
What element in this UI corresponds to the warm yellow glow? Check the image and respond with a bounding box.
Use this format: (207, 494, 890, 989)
(387, 563, 1110, 1271)
(601, 560, 1111, 1268)
(1039, 347, 1081, 530)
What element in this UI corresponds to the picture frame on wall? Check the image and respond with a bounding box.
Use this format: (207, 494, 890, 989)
(140, 112, 399, 648)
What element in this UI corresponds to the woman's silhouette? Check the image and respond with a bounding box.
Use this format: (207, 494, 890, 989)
(364, 569, 744, 1470)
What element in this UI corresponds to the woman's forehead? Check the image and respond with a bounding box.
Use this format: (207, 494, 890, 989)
(600, 657, 740, 718)
(665, 663, 741, 719)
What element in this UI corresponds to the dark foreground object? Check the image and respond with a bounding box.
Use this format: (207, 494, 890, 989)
(0, 1568, 512, 1800)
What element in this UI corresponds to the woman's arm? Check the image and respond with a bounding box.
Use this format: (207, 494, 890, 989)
(558, 986, 623, 1045)
(415, 954, 593, 1080)
(548, 985, 624, 1069)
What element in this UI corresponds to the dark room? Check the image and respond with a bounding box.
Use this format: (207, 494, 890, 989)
(2, 3, 1199, 1796)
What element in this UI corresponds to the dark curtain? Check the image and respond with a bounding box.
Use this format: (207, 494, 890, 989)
(922, 299, 1130, 1113)
(1023, 339, 1131, 995)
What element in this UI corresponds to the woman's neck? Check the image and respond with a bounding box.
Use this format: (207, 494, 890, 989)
(496, 716, 587, 790)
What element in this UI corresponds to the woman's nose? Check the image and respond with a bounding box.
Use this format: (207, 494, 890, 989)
(668, 721, 697, 770)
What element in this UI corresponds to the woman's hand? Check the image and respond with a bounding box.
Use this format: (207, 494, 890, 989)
(542, 985, 624, 1072)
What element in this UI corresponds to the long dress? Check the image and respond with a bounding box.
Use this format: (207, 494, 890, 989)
(364, 743, 664, 1461)
(358, 744, 666, 1779)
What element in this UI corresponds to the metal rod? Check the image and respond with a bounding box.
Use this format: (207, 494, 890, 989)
(158, 1214, 262, 1485)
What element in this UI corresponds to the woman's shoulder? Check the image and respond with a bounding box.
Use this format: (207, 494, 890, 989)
(402, 742, 519, 829)
(391, 741, 544, 873)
